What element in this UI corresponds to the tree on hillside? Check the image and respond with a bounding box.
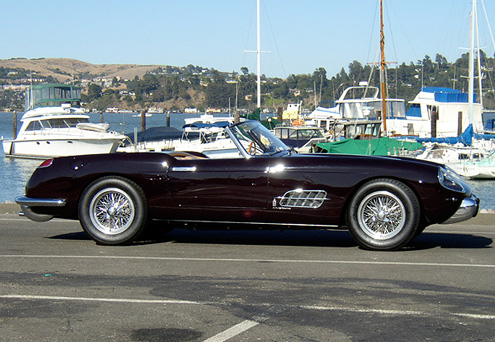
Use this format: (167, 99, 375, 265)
(86, 84, 102, 101)
(205, 82, 235, 108)
(2, 51, 494, 112)
(435, 54, 448, 69)
(348, 61, 364, 82)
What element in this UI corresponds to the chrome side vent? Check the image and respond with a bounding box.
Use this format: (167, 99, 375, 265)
(278, 190, 327, 208)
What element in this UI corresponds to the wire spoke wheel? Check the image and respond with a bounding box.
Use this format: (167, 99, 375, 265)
(79, 177, 148, 245)
(346, 178, 419, 250)
(89, 187, 136, 235)
(357, 191, 405, 240)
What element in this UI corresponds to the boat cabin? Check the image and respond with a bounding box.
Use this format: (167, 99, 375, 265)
(25, 83, 81, 110)
(273, 126, 327, 152)
(23, 115, 91, 131)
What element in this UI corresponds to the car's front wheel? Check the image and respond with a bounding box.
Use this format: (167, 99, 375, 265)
(346, 178, 420, 250)
(79, 177, 148, 245)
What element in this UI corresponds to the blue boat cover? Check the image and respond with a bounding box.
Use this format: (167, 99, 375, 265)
(415, 124, 495, 146)
(422, 87, 476, 103)
(183, 121, 230, 129)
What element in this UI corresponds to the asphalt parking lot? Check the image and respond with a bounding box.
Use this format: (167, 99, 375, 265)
(0, 209, 494, 341)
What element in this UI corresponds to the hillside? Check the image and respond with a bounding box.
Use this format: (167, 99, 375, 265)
(0, 58, 163, 81)
(1, 55, 494, 113)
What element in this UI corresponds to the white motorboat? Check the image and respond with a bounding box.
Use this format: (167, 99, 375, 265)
(273, 125, 327, 153)
(413, 123, 495, 166)
(449, 151, 495, 179)
(415, 143, 492, 164)
(389, 0, 487, 138)
(386, 87, 484, 138)
(3, 83, 127, 159)
(173, 126, 239, 158)
(307, 84, 406, 132)
(117, 118, 240, 158)
(183, 113, 234, 126)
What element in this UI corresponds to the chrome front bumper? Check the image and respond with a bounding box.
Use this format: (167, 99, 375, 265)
(15, 196, 66, 207)
(443, 195, 480, 224)
(15, 196, 66, 222)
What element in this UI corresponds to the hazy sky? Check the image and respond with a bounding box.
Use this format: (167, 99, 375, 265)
(1, 0, 493, 78)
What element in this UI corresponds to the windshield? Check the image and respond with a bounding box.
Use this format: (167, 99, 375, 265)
(227, 121, 290, 157)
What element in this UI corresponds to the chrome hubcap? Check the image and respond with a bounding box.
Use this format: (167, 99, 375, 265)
(357, 191, 405, 240)
(89, 188, 135, 235)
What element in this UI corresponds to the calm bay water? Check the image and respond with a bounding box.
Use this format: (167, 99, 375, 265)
(0, 111, 214, 203)
(1, 111, 494, 210)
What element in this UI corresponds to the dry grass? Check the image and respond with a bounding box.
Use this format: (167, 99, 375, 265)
(1, 58, 163, 82)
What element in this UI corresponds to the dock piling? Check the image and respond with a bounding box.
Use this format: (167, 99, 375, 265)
(13, 111, 17, 139)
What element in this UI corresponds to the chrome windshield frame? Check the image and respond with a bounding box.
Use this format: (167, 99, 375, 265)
(225, 120, 290, 159)
(226, 123, 251, 159)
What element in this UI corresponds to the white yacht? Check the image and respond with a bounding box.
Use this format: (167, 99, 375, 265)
(386, 87, 484, 138)
(309, 85, 484, 139)
(3, 83, 127, 159)
(118, 122, 239, 159)
(273, 125, 327, 153)
(307, 84, 406, 132)
(183, 113, 234, 126)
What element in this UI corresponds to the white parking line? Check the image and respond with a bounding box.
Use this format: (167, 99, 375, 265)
(303, 305, 495, 320)
(0, 294, 259, 341)
(0, 254, 494, 268)
(202, 320, 259, 342)
(0, 294, 200, 305)
(2, 294, 494, 322)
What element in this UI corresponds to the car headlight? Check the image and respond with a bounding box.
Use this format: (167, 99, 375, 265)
(438, 166, 465, 193)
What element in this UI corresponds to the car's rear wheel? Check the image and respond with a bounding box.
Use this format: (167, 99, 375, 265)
(79, 177, 148, 245)
(346, 178, 420, 250)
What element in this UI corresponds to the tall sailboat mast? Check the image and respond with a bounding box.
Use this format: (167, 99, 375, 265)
(468, 0, 475, 125)
(256, 0, 261, 109)
(244, 0, 264, 109)
(380, 0, 388, 135)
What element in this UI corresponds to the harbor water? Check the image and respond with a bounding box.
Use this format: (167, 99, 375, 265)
(0, 111, 232, 204)
(1, 112, 494, 210)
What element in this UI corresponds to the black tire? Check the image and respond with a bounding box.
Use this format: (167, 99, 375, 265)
(346, 178, 420, 251)
(414, 224, 427, 237)
(78, 177, 148, 245)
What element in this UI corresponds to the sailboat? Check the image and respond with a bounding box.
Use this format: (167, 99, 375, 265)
(416, 0, 495, 178)
(242, 0, 263, 111)
(308, 0, 407, 137)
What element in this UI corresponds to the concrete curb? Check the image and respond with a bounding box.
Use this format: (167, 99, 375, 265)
(0, 203, 493, 226)
(0, 203, 21, 215)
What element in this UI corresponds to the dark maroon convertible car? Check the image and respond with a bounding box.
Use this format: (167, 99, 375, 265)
(16, 120, 479, 250)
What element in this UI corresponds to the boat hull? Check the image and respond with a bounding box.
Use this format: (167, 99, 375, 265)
(450, 164, 495, 179)
(3, 137, 123, 159)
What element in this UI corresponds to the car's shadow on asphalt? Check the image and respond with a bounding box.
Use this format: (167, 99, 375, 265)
(406, 232, 493, 250)
(147, 228, 359, 248)
(50, 229, 358, 248)
(50, 226, 493, 250)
